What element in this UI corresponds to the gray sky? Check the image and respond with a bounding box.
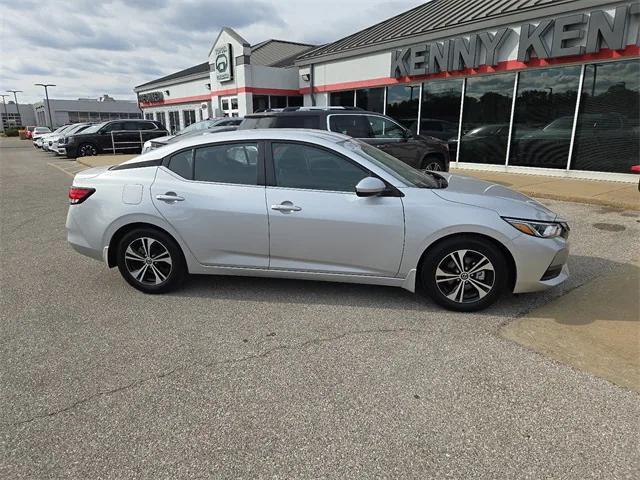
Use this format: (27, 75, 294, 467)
(0, 0, 424, 104)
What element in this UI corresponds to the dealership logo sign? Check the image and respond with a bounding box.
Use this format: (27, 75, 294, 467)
(390, 4, 640, 78)
(138, 91, 164, 103)
(215, 44, 233, 82)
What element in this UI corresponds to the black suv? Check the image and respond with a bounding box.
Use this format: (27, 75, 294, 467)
(240, 108, 450, 171)
(63, 119, 168, 158)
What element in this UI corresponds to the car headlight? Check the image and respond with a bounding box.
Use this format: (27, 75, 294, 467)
(503, 217, 569, 239)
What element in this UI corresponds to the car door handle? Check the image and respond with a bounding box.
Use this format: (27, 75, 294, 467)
(156, 193, 184, 203)
(271, 202, 301, 212)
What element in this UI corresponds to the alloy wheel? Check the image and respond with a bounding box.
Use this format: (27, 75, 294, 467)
(435, 249, 495, 304)
(124, 237, 173, 286)
(78, 144, 97, 156)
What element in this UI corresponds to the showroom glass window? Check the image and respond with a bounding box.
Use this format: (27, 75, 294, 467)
(330, 90, 355, 107)
(253, 95, 269, 112)
(571, 59, 640, 173)
(155, 112, 165, 126)
(183, 110, 196, 128)
(419, 79, 463, 139)
(271, 96, 287, 109)
(386, 84, 420, 128)
(355, 88, 385, 113)
(287, 96, 304, 107)
(510, 66, 581, 169)
(168, 111, 180, 134)
(459, 73, 515, 164)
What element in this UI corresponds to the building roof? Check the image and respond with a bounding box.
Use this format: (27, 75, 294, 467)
(297, 0, 620, 63)
(135, 62, 210, 90)
(250, 39, 316, 67)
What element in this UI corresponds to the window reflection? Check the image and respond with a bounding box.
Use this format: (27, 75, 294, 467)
(330, 90, 355, 107)
(510, 66, 581, 169)
(386, 84, 420, 129)
(417, 79, 462, 140)
(458, 73, 515, 164)
(355, 87, 385, 113)
(572, 60, 640, 173)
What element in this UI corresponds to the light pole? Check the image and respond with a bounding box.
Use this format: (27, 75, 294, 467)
(6, 90, 23, 127)
(35, 83, 55, 128)
(0, 94, 9, 131)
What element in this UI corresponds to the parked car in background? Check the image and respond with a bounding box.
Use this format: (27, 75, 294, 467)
(141, 117, 243, 153)
(24, 126, 37, 139)
(43, 124, 76, 152)
(240, 107, 451, 171)
(63, 119, 167, 158)
(55, 123, 93, 156)
(31, 127, 52, 147)
(66, 129, 569, 312)
(409, 118, 459, 141)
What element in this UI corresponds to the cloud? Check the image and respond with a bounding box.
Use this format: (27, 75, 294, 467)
(169, 0, 285, 32)
(0, 0, 424, 103)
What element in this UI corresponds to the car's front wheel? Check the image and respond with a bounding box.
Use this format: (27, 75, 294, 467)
(77, 143, 98, 157)
(420, 236, 508, 312)
(116, 228, 186, 294)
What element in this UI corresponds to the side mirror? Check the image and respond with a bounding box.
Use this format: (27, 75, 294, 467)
(355, 177, 387, 197)
(403, 129, 412, 139)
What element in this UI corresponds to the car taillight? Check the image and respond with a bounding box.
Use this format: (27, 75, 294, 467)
(68, 187, 95, 205)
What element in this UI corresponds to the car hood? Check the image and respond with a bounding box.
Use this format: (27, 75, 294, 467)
(432, 173, 557, 221)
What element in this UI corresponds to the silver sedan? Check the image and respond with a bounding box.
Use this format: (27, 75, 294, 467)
(66, 129, 569, 311)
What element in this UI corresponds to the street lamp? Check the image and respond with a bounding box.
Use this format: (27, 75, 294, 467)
(35, 83, 55, 128)
(0, 94, 9, 131)
(6, 90, 23, 127)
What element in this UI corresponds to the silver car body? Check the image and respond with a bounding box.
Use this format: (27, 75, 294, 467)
(67, 129, 569, 294)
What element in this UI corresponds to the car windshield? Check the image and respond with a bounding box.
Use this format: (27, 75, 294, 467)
(66, 124, 88, 134)
(344, 139, 441, 189)
(80, 122, 106, 134)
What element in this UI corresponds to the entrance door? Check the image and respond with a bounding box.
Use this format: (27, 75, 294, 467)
(220, 96, 240, 117)
(265, 141, 404, 277)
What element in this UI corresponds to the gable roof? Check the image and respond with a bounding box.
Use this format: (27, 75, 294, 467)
(297, 0, 620, 63)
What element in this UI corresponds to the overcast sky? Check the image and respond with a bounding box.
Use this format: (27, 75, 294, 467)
(0, 0, 424, 104)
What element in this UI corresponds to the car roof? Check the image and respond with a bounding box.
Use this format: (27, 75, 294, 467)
(123, 129, 352, 165)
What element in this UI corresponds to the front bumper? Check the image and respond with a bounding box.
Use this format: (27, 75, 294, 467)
(510, 233, 570, 293)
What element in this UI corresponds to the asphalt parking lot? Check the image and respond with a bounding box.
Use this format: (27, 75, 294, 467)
(1, 139, 639, 479)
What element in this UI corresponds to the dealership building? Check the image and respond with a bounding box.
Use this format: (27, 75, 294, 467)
(135, 0, 640, 181)
(33, 95, 142, 129)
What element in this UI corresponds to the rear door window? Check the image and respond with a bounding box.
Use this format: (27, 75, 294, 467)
(193, 142, 259, 185)
(168, 149, 194, 179)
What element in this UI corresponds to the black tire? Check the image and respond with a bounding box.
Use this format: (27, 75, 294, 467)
(421, 155, 445, 172)
(116, 228, 186, 294)
(420, 236, 508, 312)
(77, 143, 98, 157)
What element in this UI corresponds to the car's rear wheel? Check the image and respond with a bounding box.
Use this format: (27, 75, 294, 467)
(420, 236, 508, 312)
(421, 155, 445, 172)
(78, 143, 98, 157)
(116, 228, 186, 294)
